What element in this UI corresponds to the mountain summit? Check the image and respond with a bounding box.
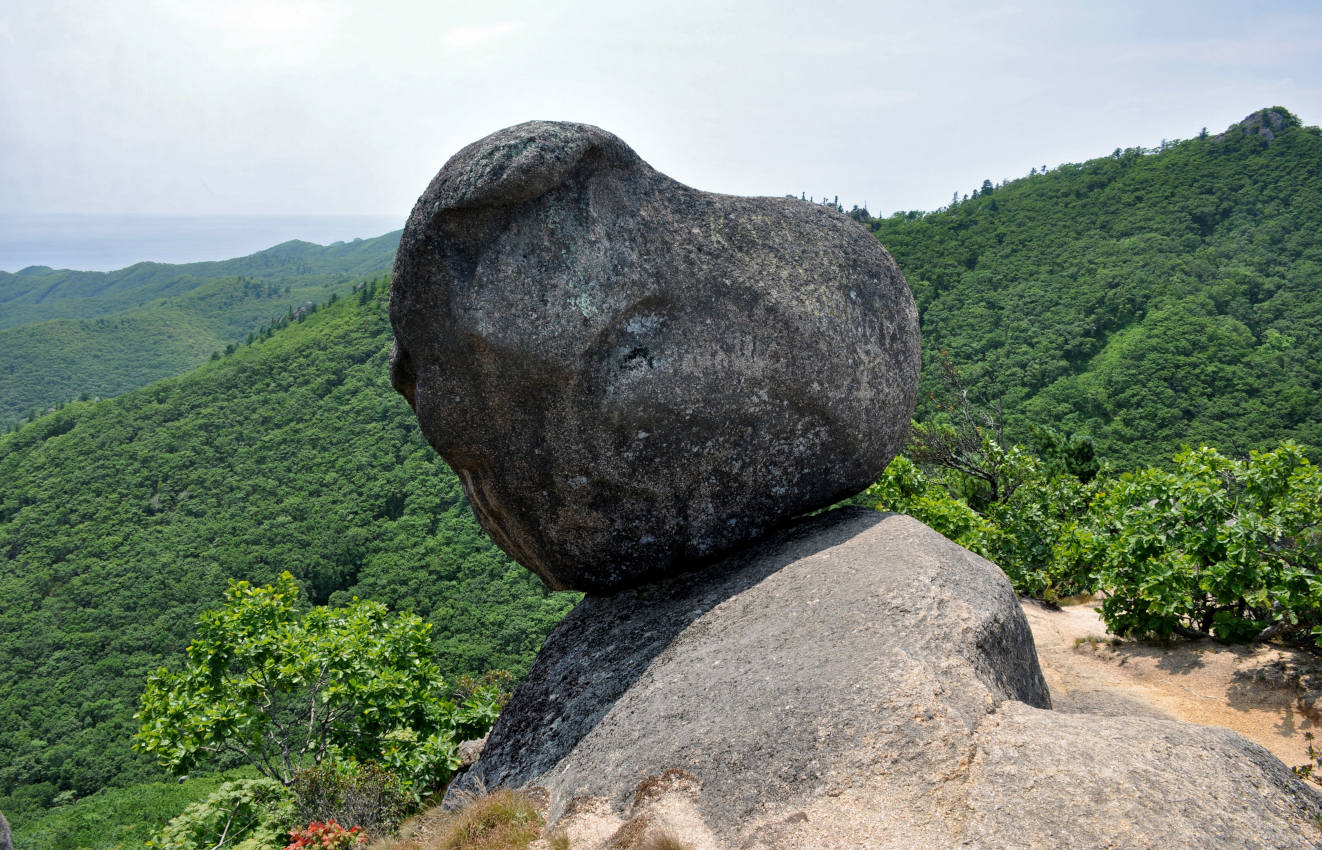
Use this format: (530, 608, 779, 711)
(1215, 106, 1301, 142)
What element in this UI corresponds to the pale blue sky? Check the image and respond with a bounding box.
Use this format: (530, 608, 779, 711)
(2, 0, 1319, 219)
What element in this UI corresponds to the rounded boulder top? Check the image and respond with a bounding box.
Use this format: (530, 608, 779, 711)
(390, 121, 919, 592)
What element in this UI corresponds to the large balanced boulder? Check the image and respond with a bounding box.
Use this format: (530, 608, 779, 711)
(389, 121, 919, 592)
(449, 508, 1322, 849)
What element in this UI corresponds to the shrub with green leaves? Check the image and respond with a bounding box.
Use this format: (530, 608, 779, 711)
(291, 762, 409, 836)
(982, 469, 1102, 601)
(135, 573, 506, 799)
(874, 438, 1322, 639)
(147, 777, 294, 850)
(867, 449, 1099, 601)
(1090, 441, 1322, 643)
(867, 455, 992, 546)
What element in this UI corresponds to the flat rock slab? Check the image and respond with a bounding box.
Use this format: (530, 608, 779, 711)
(452, 508, 1322, 848)
(962, 703, 1322, 850)
(389, 121, 919, 591)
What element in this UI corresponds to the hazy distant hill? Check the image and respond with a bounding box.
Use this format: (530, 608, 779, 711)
(0, 283, 575, 823)
(0, 231, 401, 425)
(0, 232, 401, 328)
(873, 107, 1322, 467)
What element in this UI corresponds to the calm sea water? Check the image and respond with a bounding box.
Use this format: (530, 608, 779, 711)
(0, 214, 404, 273)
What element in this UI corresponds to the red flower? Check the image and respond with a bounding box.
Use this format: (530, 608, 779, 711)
(284, 818, 369, 850)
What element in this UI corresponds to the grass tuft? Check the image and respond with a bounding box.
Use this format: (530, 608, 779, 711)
(370, 789, 543, 850)
(633, 827, 693, 850)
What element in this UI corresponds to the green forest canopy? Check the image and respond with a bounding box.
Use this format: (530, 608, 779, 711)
(872, 107, 1322, 468)
(0, 284, 576, 825)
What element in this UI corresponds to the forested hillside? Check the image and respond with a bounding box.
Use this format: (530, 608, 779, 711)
(874, 108, 1322, 467)
(6, 106, 1322, 840)
(0, 231, 401, 425)
(0, 283, 576, 824)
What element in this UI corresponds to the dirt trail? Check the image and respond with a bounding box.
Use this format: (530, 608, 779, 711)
(1023, 597, 1321, 770)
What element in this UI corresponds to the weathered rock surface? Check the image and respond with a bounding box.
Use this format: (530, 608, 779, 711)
(450, 508, 1044, 837)
(455, 734, 488, 769)
(389, 121, 919, 591)
(452, 508, 1322, 849)
(0, 809, 9, 850)
(962, 703, 1322, 850)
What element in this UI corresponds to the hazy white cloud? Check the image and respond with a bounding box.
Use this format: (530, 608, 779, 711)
(440, 22, 523, 51)
(165, 0, 350, 66)
(0, 0, 1319, 218)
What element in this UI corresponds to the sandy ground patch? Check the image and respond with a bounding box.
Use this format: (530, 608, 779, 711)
(1024, 596, 1322, 770)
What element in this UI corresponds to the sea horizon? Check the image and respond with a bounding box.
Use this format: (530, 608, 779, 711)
(0, 213, 404, 273)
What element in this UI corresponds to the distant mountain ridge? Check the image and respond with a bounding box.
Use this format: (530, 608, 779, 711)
(0, 230, 402, 329)
(0, 230, 402, 425)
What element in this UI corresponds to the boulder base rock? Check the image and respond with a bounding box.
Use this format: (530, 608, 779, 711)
(389, 121, 919, 592)
(962, 703, 1322, 850)
(450, 508, 1322, 849)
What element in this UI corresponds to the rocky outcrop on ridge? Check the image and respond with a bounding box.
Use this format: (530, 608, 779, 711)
(1214, 107, 1300, 143)
(389, 120, 919, 592)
